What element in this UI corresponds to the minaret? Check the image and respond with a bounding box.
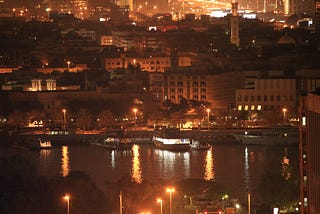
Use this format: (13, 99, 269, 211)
(230, 2, 240, 47)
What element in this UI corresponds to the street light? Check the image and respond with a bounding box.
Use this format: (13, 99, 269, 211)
(206, 108, 211, 130)
(62, 109, 66, 130)
(166, 188, 175, 214)
(282, 108, 287, 124)
(133, 108, 138, 128)
(157, 198, 163, 214)
(64, 194, 70, 214)
(67, 60, 71, 71)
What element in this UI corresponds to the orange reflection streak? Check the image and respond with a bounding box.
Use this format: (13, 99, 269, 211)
(131, 144, 142, 183)
(204, 147, 215, 181)
(40, 149, 51, 160)
(61, 146, 70, 177)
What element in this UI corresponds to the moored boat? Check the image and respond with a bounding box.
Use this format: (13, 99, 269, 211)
(233, 125, 299, 145)
(152, 127, 191, 151)
(190, 139, 211, 150)
(91, 130, 133, 150)
(29, 138, 52, 150)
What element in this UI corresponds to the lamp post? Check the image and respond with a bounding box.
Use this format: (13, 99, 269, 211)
(133, 108, 138, 128)
(62, 109, 66, 130)
(157, 198, 163, 214)
(64, 194, 70, 214)
(282, 108, 287, 124)
(166, 188, 175, 214)
(119, 191, 123, 214)
(206, 108, 211, 130)
(67, 60, 71, 71)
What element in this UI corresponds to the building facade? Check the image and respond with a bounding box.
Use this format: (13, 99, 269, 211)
(283, 0, 315, 16)
(299, 91, 320, 214)
(236, 78, 297, 113)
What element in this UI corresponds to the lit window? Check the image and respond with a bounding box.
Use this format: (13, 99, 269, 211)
(257, 105, 262, 110)
(302, 117, 306, 126)
(304, 197, 308, 207)
(251, 105, 255, 111)
(244, 105, 249, 111)
(238, 105, 242, 111)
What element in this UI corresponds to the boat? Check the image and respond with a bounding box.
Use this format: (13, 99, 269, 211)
(233, 125, 299, 145)
(190, 139, 211, 150)
(28, 138, 52, 150)
(152, 127, 191, 151)
(92, 130, 133, 150)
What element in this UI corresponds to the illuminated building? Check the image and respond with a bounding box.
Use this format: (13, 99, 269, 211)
(105, 54, 170, 72)
(299, 91, 320, 214)
(70, 0, 88, 18)
(118, 0, 133, 11)
(105, 52, 191, 72)
(236, 78, 297, 113)
(164, 70, 208, 103)
(283, 0, 315, 16)
(48, 0, 71, 12)
(230, 2, 240, 47)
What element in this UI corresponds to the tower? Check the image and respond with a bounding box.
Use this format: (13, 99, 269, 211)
(230, 2, 240, 47)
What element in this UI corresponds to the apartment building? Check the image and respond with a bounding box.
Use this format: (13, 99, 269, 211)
(105, 54, 171, 72)
(236, 78, 297, 112)
(299, 91, 320, 214)
(165, 71, 208, 103)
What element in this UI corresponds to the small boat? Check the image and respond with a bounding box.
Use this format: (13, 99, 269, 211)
(92, 130, 133, 150)
(190, 139, 211, 150)
(152, 127, 191, 151)
(29, 138, 52, 150)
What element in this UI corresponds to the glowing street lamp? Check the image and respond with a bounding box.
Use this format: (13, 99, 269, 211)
(67, 60, 71, 71)
(133, 108, 138, 128)
(166, 188, 175, 214)
(63, 194, 70, 214)
(157, 198, 163, 214)
(62, 109, 66, 130)
(206, 108, 211, 130)
(282, 108, 287, 124)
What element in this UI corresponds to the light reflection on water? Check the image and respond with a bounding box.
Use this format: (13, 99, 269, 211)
(155, 149, 190, 180)
(244, 147, 250, 191)
(204, 147, 215, 181)
(60, 146, 70, 177)
(131, 144, 142, 183)
(7, 143, 298, 203)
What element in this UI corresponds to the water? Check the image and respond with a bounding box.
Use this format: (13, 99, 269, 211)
(1, 143, 299, 207)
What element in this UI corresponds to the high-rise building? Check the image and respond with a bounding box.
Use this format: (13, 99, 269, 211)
(230, 2, 240, 47)
(299, 90, 320, 214)
(283, 0, 315, 16)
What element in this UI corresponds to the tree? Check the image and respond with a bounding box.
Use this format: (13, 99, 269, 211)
(55, 171, 111, 214)
(6, 110, 26, 130)
(170, 111, 186, 127)
(97, 110, 115, 129)
(74, 108, 93, 130)
(26, 109, 46, 127)
(115, 176, 158, 214)
(257, 167, 299, 212)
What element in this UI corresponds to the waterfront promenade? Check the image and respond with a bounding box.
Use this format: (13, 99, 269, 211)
(2, 127, 297, 146)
